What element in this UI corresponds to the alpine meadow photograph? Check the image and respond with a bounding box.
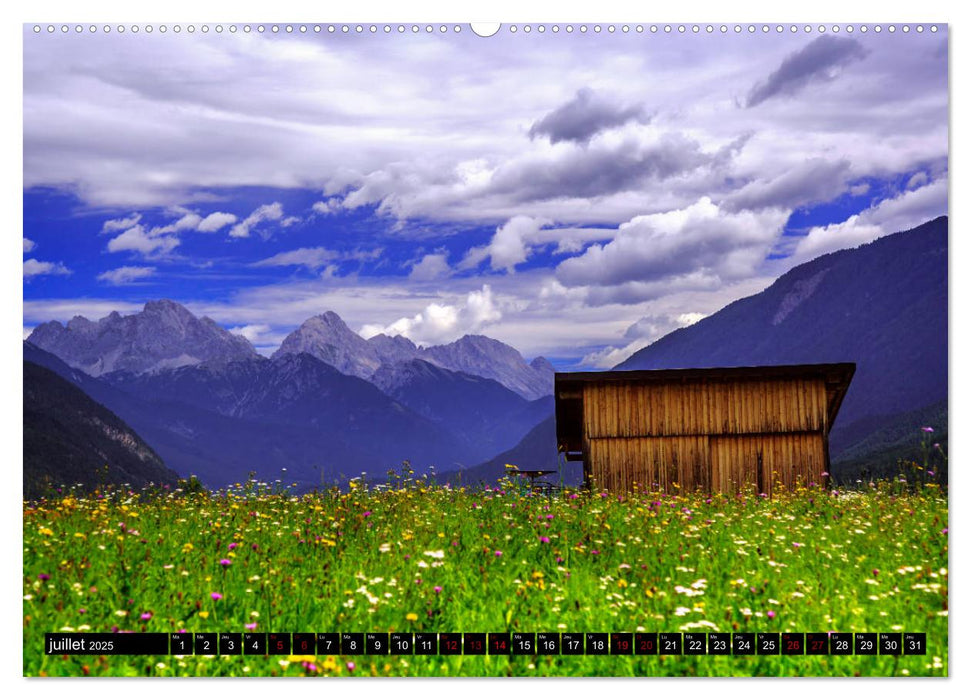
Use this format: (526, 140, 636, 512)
(21, 19, 949, 678)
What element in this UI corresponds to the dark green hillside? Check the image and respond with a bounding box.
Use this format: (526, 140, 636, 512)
(23, 361, 179, 498)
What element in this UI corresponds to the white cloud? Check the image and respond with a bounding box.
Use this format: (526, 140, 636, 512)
(792, 177, 947, 264)
(312, 198, 342, 216)
(23, 30, 946, 224)
(581, 339, 652, 369)
(581, 310, 708, 368)
(228, 323, 271, 342)
(106, 224, 180, 256)
(24, 258, 71, 278)
(359, 284, 502, 346)
(97, 266, 156, 285)
(252, 246, 338, 271)
(229, 202, 284, 239)
(23, 238, 35, 253)
(555, 197, 789, 301)
(906, 171, 929, 190)
(226, 323, 289, 354)
(100, 213, 141, 233)
(487, 216, 548, 273)
(152, 212, 203, 235)
(460, 217, 614, 273)
(409, 253, 451, 282)
(196, 211, 238, 232)
(281, 216, 301, 228)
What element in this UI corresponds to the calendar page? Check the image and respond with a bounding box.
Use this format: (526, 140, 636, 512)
(22, 19, 948, 679)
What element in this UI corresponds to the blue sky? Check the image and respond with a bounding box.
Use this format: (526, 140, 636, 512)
(22, 25, 948, 367)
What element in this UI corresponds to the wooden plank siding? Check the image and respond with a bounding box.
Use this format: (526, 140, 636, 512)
(587, 435, 710, 493)
(581, 378, 827, 439)
(709, 433, 825, 496)
(555, 364, 854, 495)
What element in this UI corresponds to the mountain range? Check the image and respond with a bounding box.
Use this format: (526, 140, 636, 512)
(272, 311, 553, 400)
(26, 305, 555, 490)
(23, 216, 947, 492)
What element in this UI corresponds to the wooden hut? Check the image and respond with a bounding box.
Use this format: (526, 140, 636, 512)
(555, 363, 854, 494)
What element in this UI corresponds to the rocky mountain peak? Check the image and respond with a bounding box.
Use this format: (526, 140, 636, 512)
(530, 356, 555, 374)
(26, 300, 258, 377)
(272, 311, 382, 379)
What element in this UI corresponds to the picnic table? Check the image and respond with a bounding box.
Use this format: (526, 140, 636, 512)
(505, 466, 558, 493)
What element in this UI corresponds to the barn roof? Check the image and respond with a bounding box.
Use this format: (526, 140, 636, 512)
(555, 363, 855, 456)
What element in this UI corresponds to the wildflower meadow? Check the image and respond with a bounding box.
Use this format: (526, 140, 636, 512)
(23, 473, 947, 677)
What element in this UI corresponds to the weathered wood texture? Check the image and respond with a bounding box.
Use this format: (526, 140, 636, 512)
(579, 378, 829, 493)
(581, 378, 827, 438)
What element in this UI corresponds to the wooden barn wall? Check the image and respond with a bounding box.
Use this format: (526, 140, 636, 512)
(709, 433, 826, 496)
(581, 378, 827, 439)
(587, 432, 825, 494)
(587, 436, 710, 492)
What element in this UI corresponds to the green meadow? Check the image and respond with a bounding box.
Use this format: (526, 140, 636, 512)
(23, 475, 947, 677)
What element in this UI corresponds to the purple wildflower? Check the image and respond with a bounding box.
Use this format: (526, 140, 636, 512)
(539, 536, 550, 544)
(922, 426, 934, 433)
(211, 592, 223, 601)
(494, 550, 503, 557)
(38, 573, 50, 581)
(346, 661, 356, 672)
(434, 586, 442, 594)
(140, 612, 152, 621)
(228, 542, 238, 551)
(219, 559, 232, 567)
(245, 622, 257, 630)
(767, 610, 776, 619)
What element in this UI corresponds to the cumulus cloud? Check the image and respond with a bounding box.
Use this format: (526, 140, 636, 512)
(556, 197, 789, 295)
(23, 28, 945, 233)
(106, 224, 180, 256)
(462, 216, 550, 274)
(152, 212, 203, 235)
(24, 258, 71, 278)
(359, 285, 502, 346)
(581, 311, 707, 368)
(312, 198, 342, 216)
(409, 253, 452, 282)
(23, 238, 35, 253)
(907, 171, 929, 190)
(100, 213, 141, 233)
(791, 177, 948, 263)
(488, 133, 716, 204)
(529, 88, 650, 145)
(252, 246, 339, 271)
(229, 202, 284, 239)
(101, 208, 240, 256)
(581, 339, 652, 369)
(196, 211, 237, 232)
(226, 324, 288, 354)
(723, 158, 853, 212)
(747, 35, 869, 107)
(97, 266, 156, 285)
